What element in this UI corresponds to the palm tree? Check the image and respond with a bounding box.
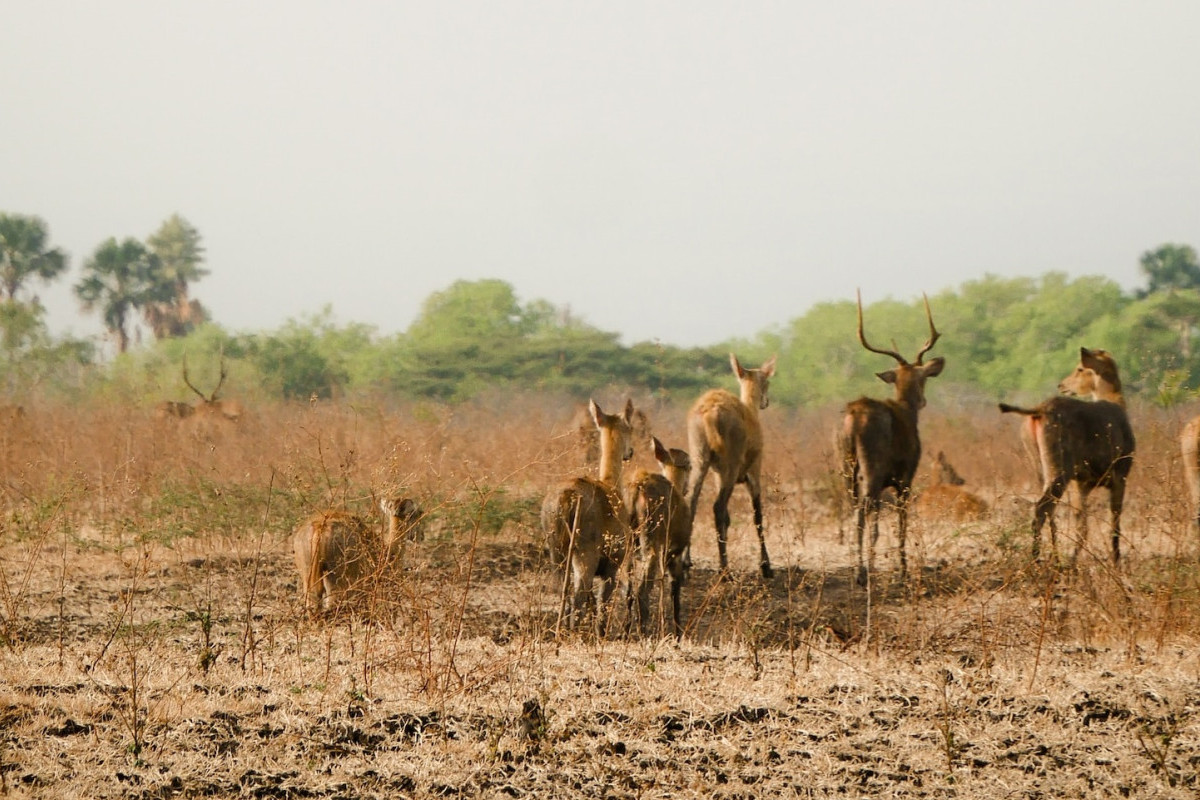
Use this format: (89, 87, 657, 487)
(75, 238, 164, 354)
(0, 213, 68, 301)
(144, 214, 210, 339)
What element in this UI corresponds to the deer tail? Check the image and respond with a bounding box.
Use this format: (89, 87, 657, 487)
(998, 403, 1040, 417)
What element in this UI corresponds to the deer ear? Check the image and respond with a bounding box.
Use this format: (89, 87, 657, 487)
(876, 369, 898, 385)
(760, 355, 777, 378)
(652, 436, 669, 464)
(922, 357, 946, 378)
(588, 399, 603, 426)
(400, 498, 417, 517)
(730, 353, 746, 378)
(623, 398, 635, 423)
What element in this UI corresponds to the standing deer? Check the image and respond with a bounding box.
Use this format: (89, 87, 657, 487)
(1181, 415, 1200, 528)
(292, 495, 424, 616)
(541, 399, 636, 632)
(625, 436, 692, 637)
(686, 353, 778, 578)
(840, 291, 945, 585)
(999, 347, 1134, 563)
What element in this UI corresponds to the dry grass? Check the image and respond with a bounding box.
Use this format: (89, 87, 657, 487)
(1, 393, 1199, 797)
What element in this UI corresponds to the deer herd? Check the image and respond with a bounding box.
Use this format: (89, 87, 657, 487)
(211, 291, 1200, 635)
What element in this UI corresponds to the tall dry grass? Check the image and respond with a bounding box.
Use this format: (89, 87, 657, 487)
(1, 391, 1199, 795)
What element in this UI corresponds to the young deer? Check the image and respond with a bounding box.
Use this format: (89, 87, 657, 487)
(999, 347, 1135, 563)
(292, 495, 424, 616)
(625, 436, 692, 637)
(913, 450, 989, 522)
(686, 353, 777, 578)
(541, 399, 636, 632)
(1181, 415, 1200, 528)
(840, 291, 945, 585)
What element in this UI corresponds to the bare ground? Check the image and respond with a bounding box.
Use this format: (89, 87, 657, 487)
(2, 512, 1199, 799)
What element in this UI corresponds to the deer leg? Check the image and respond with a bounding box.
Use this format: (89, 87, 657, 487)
(855, 496, 869, 587)
(685, 460, 712, 571)
(1069, 486, 1092, 568)
(713, 483, 734, 572)
(570, 550, 600, 631)
(896, 491, 909, 580)
(668, 552, 685, 638)
(1109, 481, 1125, 565)
(745, 474, 773, 579)
(1033, 477, 1068, 561)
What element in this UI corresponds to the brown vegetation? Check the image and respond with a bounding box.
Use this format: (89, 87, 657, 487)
(686, 353, 777, 578)
(1, 391, 1199, 796)
(1181, 414, 1200, 527)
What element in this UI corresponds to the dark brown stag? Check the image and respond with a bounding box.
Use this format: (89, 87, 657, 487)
(999, 347, 1134, 564)
(840, 291, 945, 585)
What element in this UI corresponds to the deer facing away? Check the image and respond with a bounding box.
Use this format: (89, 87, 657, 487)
(999, 347, 1134, 563)
(686, 353, 777, 578)
(292, 495, 424, 616)
(1181, 415, 1200, 528)
(541, 399, 636, 632)
(625, 436, 692, 637)
(839, 291, 945, 585)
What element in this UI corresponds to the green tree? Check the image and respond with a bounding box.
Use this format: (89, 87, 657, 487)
(0, 213, 68, 301)
(75, 238, 164, 354)
(144, 214, 210, 338)
(1139, 243, 1200, 296)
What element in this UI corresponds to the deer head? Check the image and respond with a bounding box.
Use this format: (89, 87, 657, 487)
(856, 289, 945, 409)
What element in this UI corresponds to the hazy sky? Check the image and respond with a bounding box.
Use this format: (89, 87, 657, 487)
(4, 2, 1199, 348)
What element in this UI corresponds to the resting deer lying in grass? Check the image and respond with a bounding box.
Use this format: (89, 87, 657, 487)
(292, 495, 424, 616)
(625, 436, 692, 637)
(686, 353, 777, 578)
(1000, 347, 1134, 564)
(913, 450, 989, 522)
(1181, 415, 1200, 528)
(541, 399, 635, 632)
(840, 291, 944, 585)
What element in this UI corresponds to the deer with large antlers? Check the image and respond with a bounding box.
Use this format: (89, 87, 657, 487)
(839, 291, 945, 585)
(182, 352, 243, 422)
(685, 353, 777, 578)
(999, 347, 1134, 563)
(625, 436, 692, 637)
(541, 399, 636, 632)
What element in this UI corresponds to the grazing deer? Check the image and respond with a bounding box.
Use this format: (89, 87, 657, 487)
(1181, 415, 1200, 528)
(840, 291, 945, 585)
(541, 399, 636, 632)
(292, 495, 424, 616)
(625, 436, 692, 637)
(913, 450, 989, 522)
(999, 347, 1135, 563)
(686, 353, 777, 578)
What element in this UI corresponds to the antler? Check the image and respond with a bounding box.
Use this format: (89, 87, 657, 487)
(856, 289, 907, 365)
(181, 354, 208, 401)
(914, 293, 941, 365)
(210, 348, 228, 402)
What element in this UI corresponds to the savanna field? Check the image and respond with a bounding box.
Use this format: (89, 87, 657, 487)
(2, 390, 1200, 799)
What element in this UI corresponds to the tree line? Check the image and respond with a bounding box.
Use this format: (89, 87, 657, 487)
(2, 210, 1199, 409)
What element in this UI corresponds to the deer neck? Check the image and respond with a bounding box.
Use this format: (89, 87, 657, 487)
(739, 382, 762, 420)
(1090, 382, 1125, 407)
(597, 447, 624, 487)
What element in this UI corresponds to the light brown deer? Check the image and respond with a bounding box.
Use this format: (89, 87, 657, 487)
(913, 450, 989, 522)
(625, 436, 692, 637)
(686, 353, 777, 578)
(573, 402, 650, 467)
(999, 347, 1134, 563)
(840, 291, 944, 585)
(183, 353, 243, 422)
(541, 398, 636, 632)
(1181, 415, 1200, 528)
(292, 495, 424, 616)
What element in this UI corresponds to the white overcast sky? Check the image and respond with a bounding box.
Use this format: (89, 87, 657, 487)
(4, 1, 1199, 347)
